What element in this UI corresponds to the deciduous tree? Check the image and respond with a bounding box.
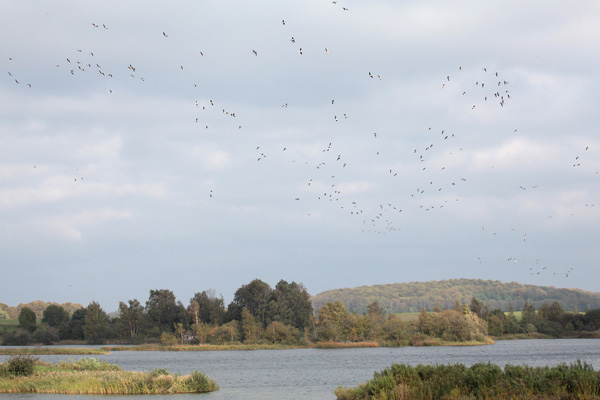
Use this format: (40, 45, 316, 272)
(119, 299, 144, 338)
(42, 304, 69, 328)
(83, 301, 109, 344)
(227, 279, 272, 325)
(18, 307, 37, 333)
(146, 289, 179, 332)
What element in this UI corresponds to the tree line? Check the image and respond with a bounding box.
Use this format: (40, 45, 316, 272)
(2, 280, 492, 346)
(3, 280, 600, 346)
(469, 297, 600, 338)
(2, 279, 313, 345)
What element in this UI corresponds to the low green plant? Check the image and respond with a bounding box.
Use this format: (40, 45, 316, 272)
(150, 368, 171, 377)
(59, 357, 122, 371)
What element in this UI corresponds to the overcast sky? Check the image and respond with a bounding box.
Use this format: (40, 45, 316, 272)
(1, 0, 598, 312)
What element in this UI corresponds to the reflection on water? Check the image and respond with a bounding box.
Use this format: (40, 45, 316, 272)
(1, 339, 599, 400)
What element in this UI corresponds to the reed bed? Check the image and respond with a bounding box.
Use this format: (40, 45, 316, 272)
(0, 348, 108, 356)
(0, 357, 218, 394)
(335, 360, 600, 400)
(102, 343, 306, 352)
(316, 341, 379, 349)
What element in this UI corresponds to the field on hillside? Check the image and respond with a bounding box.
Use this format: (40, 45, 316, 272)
(0, 319, 19, 335)
(391, 312, 420, 321)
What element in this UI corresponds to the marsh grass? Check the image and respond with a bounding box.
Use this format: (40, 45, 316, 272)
(335, 360, 600, 400)
(0, 348, 108, 355)
(102, 343, 305, 351)
(0, 357, 218, 394)
(316, 342, 379, 349)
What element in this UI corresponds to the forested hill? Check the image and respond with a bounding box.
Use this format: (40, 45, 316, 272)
(311, 279, 600, 314)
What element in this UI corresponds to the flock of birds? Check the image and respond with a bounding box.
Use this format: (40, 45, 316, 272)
(3, 2, 597, 284)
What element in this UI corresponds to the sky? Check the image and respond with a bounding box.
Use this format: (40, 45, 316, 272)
(1, 0, 599, 312)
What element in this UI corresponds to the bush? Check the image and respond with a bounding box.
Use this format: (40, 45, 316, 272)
(150, 368, 171, 377)
(160, 332, 178, 346)
(1, 330, 32, 345)
(6, 355, 38, 376)
(184, 370, 215, 392)
(32, 325, 60, 345)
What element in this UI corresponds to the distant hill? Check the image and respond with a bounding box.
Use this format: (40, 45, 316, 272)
(311, 279, 600, 314)
(0, 301, 83, 320)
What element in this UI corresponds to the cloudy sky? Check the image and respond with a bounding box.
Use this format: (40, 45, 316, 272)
(1, 0, 598, 312)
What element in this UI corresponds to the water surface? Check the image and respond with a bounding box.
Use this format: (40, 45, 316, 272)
(2, 339, 599, 400)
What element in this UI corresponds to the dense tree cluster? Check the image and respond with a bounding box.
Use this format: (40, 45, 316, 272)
(470, 298, 600, 338)
(2, 280, 599, 346)
(2, 279, 314, 346)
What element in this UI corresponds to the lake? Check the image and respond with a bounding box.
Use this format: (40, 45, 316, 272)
(1, 339, 599, 400)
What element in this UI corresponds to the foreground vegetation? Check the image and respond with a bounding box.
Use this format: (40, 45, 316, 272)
(0, 356, 218, 394)
(335, 361, 600, 400)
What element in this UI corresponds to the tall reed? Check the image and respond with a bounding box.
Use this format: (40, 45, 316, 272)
(335, 360, 600, 400)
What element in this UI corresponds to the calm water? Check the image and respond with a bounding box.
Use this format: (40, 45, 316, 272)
(1, 339, 599, 400)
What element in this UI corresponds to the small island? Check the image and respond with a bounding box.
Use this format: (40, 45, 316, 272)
(0, 355, 218, 395)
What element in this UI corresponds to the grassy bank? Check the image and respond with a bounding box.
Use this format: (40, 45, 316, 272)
(0, 348, 108, 355)
(102, 343, 308, 352)
(102, 338, 492, 352)
(0, 356, 218, 394)
(316, 341, 379, 349)
(335, 361, 600, 400)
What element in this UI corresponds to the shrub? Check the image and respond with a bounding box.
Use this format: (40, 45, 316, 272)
(32, 326, 60, 345)
(2, 330, 33, 345)
(6, 355, 38, 376)
(160, 332, 178, 346)
(150, 368, 171, 377)
(184, 370, 216, 392)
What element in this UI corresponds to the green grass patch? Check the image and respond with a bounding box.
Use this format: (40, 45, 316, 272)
(505, 311, 523, 321)
(0, 357, 218, 394)
(0, 348, 109, 356)
(335, 360, 600, 400)
(391, 312, 421, 322)
(0, 320, 19, 336)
